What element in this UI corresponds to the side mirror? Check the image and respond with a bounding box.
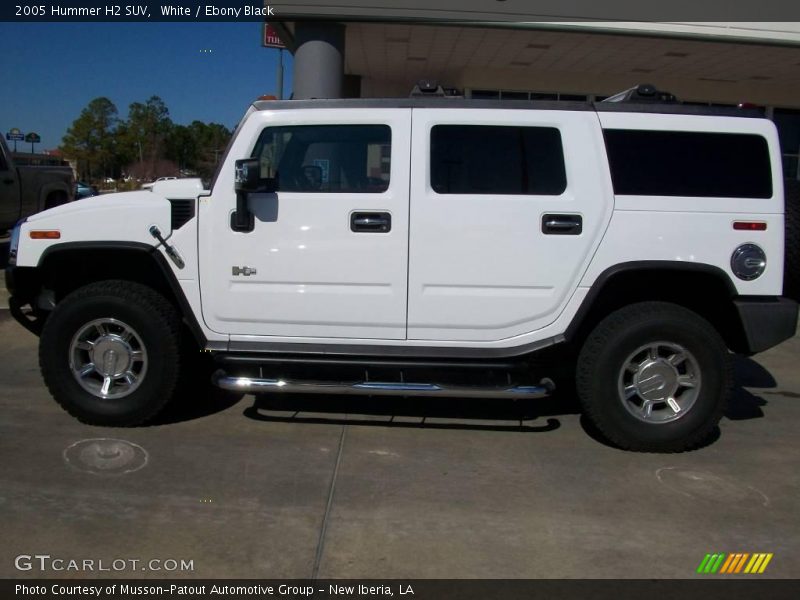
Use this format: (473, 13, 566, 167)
(232, 159, 257, 232)
(232, 159, 279, 232)
(234, 158, 261, 193)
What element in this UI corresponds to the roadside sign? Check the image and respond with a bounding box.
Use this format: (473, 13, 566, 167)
(6, 128, 24, 141)
(24, 132, 41, 153)
(263, 23, 285, 49)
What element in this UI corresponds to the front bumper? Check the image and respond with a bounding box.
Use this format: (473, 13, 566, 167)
(734, 297, 798, 354)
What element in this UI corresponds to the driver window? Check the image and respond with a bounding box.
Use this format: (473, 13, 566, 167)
(250, 124, 391, 193)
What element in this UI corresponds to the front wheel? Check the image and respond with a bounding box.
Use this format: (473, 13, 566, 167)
(39, 280, 181, 426)
(576, 302, 732, 452)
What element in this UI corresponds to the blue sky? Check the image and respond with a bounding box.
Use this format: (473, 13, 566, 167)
(0, 22, 293, 150)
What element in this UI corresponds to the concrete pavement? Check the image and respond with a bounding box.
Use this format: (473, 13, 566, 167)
(0, 309, 798, 579)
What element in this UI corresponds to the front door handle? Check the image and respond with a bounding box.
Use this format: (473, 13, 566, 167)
(351, 212, 391, 233)
(2, 178, 14, 185)
(542, 214, 582, 235)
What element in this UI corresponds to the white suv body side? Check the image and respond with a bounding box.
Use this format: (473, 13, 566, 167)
(10, 105, 786, 351)
(6, 98, 797, 451)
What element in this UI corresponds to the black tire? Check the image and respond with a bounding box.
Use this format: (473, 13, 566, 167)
(39, 280, 181, 426)
(784, 178, 800, 302)
(576, 302, 731, 452)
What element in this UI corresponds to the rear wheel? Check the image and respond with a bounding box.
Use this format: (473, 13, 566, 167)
(40, 280, 181, 426)
(576, 302, 731, 452)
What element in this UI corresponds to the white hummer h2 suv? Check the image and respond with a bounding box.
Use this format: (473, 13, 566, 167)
(6, 89, 799, 452)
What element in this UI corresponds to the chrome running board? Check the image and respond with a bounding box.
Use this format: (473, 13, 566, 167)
(212, 371, 554, 399)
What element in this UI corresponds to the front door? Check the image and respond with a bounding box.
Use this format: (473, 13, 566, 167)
(200, 108, 411, 340)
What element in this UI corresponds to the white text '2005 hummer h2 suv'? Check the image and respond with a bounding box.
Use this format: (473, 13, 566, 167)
(6, 90, 799, 452)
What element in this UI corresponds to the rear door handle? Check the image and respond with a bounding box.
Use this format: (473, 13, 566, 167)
(351, 211, 391, 233)
(542, 214, 582, 235)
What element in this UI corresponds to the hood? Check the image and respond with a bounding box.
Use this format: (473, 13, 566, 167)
(26, 190, 170, 222)
(16, 190, 173, 268)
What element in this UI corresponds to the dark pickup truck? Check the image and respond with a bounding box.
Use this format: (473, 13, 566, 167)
(1, 136, 74, 233)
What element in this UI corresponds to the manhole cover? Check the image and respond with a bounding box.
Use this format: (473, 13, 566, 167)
(656, 467, 769, 506)
(63, 438, 148, 476)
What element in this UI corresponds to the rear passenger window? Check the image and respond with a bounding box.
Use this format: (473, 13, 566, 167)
(603, 130, 772, 198)
(251, 124, 391, 193)
(430, 125, 567, 195)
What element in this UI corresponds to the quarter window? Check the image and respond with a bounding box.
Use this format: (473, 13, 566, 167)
(603, 130, 772, 198)
(251, 124, 391, 193)
(430, 125, 567, 195)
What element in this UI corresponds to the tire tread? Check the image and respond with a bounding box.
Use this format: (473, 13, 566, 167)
(39, 280, 181, 426)
(576, 301, 732, 452)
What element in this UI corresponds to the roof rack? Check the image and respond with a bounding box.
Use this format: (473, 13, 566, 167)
(602, 84, 678, 104)
(410, 80, 463, 98)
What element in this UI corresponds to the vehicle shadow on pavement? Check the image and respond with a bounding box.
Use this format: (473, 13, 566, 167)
(149, 385, 244, 426)
(243, 392, 566, 433)
(726, 355, 774, 420)
(0, 239, 9, 268)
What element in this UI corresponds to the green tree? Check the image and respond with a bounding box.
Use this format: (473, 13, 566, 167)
(165, 124, 197, 171)
(60, 97, 119, 180)
(164, 120, 231, 180)
(120, 96, 173, 180)
(189, 121, 231, 180)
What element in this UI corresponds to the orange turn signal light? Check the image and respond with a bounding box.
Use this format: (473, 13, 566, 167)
(29, 230, 61, 239)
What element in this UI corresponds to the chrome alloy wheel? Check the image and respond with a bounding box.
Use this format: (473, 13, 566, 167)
(617, 342, 701, 424)
(69, 318, 148, 399)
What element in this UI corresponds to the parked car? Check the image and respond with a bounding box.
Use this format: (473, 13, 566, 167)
(141, 176, 177, 190)
(5, 86, 799, 452)
(74, 181, 98, 199)
(0, 136, 73, 233)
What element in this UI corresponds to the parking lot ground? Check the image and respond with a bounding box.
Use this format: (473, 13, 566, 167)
(0, 307, 798, 579)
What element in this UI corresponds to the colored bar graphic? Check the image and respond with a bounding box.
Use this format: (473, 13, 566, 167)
(697, 554, 713, 574)
(734, 553, 750, 573)
(719, 554, 736, 573)
(758, 554, 773, 573)
(711, 553, 726, 573)
(699, 552, 773, 574)
(745, 554, 764, 573)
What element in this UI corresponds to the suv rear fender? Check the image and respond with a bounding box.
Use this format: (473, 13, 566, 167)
(566, 261, 796, 354)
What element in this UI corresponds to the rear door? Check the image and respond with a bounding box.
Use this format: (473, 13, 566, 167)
(407, 108, 613, 342)
(200, 108, 411, 340)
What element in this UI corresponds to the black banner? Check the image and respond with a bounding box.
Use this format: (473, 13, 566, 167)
(4, 580, 800, 600)
(3, 0, 800, 22)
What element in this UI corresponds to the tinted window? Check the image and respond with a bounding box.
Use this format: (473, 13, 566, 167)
(604, 130, 772, 198)
(251, 125, 391, 193)
(431, 125, 566, 195)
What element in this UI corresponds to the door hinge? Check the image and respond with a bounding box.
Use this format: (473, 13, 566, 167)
(232, 266, 257, 276)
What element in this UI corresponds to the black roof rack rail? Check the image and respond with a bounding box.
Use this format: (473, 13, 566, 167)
(602, 84, 678, 104)
(410, 80, 463, 98)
